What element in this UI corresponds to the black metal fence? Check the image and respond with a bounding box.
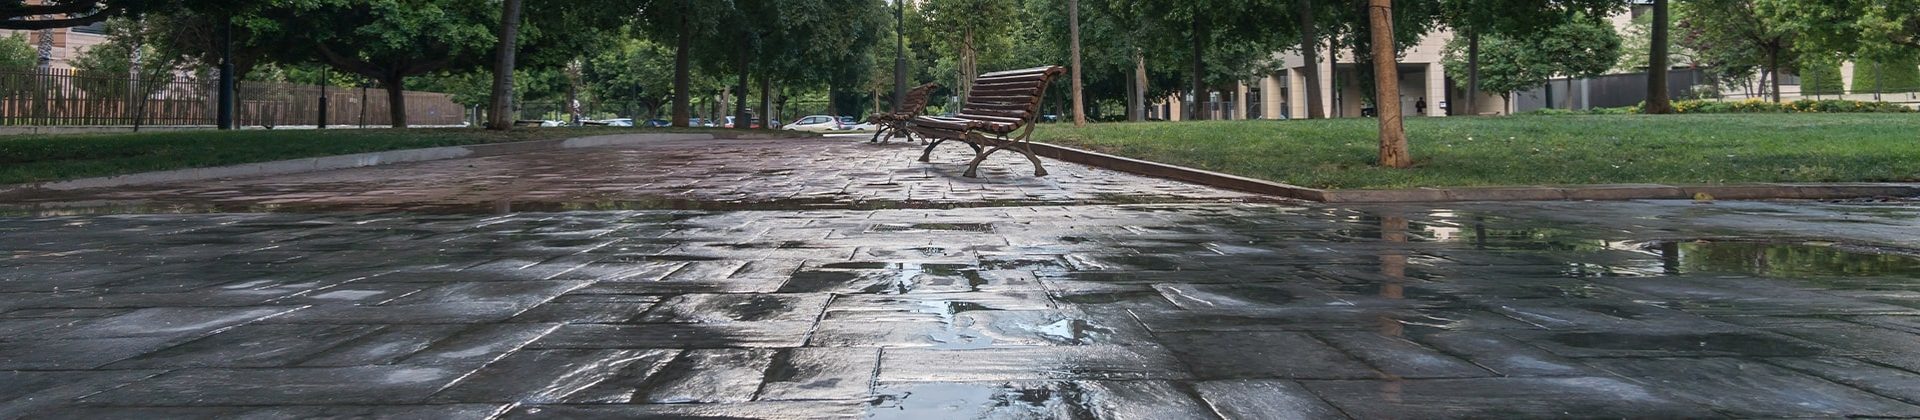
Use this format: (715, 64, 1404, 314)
(0, 68, 466, 127)
(1512, 68, 1708, 112)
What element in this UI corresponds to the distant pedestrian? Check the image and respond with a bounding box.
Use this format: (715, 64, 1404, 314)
(1416, 97, 1427, 115)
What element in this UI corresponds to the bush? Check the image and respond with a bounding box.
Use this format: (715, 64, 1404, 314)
(1623, 99, 1913, 114)
(1800, 56, 1845, 95)
(1850, 57, 1920, 93)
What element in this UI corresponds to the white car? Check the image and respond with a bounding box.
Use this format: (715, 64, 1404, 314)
(782, 115, 844, 132)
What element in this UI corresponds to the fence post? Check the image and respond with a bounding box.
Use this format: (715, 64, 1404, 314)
(217, 17, 236, 130)
(318, 77, 329, 129)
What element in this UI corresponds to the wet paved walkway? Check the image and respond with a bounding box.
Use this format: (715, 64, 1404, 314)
(3, 136, 1251, 215)
(4, 135, 1920, 418)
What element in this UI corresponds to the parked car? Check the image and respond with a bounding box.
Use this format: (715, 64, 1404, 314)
(722, 116, 761, 128)
(602, 118, 634, 127)
(643, 119, 672, 127)
(688, 118, 714, 127)
(783, 115, 843, 132)
(837, 116, 859, 129)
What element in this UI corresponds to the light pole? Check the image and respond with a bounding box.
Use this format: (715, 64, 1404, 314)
(892, 0, 906, 110)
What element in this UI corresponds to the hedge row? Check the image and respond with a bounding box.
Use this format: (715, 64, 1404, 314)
(1569, 99, 1916, 115)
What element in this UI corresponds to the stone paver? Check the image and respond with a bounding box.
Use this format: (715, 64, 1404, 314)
(2, 136, 1253, 215)
(3, 136, 1920, 418)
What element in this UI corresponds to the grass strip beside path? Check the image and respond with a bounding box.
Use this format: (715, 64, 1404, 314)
(1033, 114, 1920, 190)
(0, 127, 740, 185)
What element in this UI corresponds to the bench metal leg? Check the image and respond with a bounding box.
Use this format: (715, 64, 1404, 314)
(962, 145, 1005, 178)
(869, 126, 889, 144)
(919, 138, 946, 162)
(1017, 141, 1047, 177)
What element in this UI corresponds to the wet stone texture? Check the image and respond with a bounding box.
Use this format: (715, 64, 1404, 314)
(4, 138, 1920, 418)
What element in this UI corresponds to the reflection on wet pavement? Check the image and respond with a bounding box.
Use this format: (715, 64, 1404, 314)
(3, 200, 1919, 418)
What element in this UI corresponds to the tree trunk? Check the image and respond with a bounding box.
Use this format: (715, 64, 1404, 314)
(486, 0, 522, 130)
(1466, 29, 1479, 116)
(671, 4, 693, 127)
(734, 32, 751, 131)
(1368, 0, 1409, 168)
(1296, 0, 1324, 119)
(959, 29, 977, 100)
(1644, 0, 1673, 114)
(760, 74, 772, 130)
(1133, 48, 1147, 121)
(1189, 18, 1207, 121)
(1068, 0, 1086, 127)
(1767, 48, 1781, 103)
(383, 75, 408, 128)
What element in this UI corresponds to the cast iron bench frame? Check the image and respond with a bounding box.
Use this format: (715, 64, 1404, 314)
(907, 66, 1064, 178)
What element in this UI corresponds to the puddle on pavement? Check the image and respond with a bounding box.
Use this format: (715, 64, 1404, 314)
(869, 383, 1084, 419)
(0, 194, 1275, 217)
(1562, 239, 1920, 278)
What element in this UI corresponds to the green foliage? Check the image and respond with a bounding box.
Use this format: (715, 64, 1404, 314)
(1676, 0, 1796, 93)
(1758, 0, 1919, 61)
(1444, 17, 1622, 98)
(68, 19, 179, 99)
(1616, 10, 1699, 72)
(1798, 55, 1844, 95)
(0, 33, 34, 72)
(1637, 99, 1915, 114)
(1850, 56, 1920, 93)
(1032, 114, 1920, 189)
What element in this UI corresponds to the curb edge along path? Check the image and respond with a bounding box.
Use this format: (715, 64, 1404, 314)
(1027, 142, 1920, 203)
(0, 131, 814, 198)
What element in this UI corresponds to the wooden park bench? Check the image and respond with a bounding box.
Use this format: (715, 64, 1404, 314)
(869, 82, 940, 144)
(907, 66, 1065, 178)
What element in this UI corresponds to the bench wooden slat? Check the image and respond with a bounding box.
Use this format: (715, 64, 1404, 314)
(962, 102, 1033, 112)
(965, 95, 1045, 104)
(979, 66, 1061, 78)
(955, 112, 1025, 123)
(969, 86, 1040, 97)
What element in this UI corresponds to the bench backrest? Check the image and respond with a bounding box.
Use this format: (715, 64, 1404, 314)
(896, 82, 941, 115)
(957, 66, 1065, 133)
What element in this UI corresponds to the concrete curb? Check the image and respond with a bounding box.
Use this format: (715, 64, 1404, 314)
(0, 131, 817, 197)
(1027, 142, 1920, 203)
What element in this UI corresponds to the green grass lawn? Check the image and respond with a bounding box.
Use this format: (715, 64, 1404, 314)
(1033, 114, 1920, 189)
(0, 127, 742, 185)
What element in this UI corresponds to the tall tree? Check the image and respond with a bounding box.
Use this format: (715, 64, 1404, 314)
(1758, 0, 1919, 60)
(1644, 0, 1674, 114)
(1295, 0, 1325, 119)
(1068, 0, 1085, 127)
(1441, 0, 1622, 115)
(1141, 0, 1289, 121)
(1677, 0, 1795, 102)
(1442, 17, 1622, 108)
(486, 0, 523, 130)
(923, 0, 1016, 100)
(251, 0, 498, 128)
(638, 0, 720, 127)
(1368, 0, 1408, 168)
